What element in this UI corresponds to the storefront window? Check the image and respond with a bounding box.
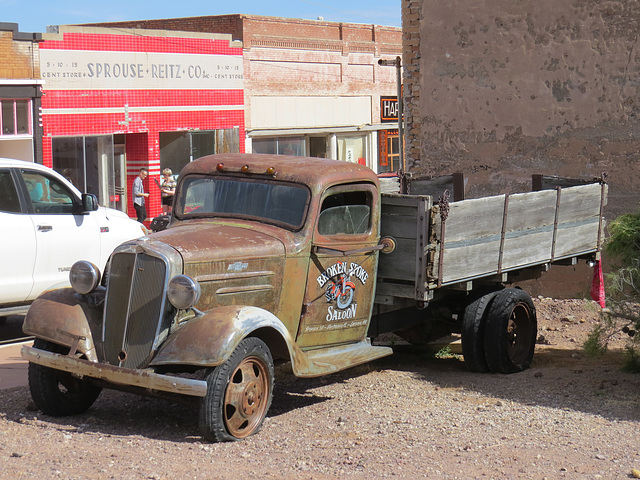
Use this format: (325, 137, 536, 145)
(51, 135, 112, 207)
(16, 100, 30, 134)
(309, 137, 327, 158)
(378, 130, 400, 173)
(252, 138, 277, 154)
(253, 136, 306, 156)
(160, 132, 191, 178)
(337, 135, 366, 164)
(52, 137, 85, 190)
(0, 99, 31, 136)
(160, 128, 239, 177)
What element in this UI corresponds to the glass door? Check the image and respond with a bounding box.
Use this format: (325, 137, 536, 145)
(97, 138, 126, 213)
(106, 143, 126, 213)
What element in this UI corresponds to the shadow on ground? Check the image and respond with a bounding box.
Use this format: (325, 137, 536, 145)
(0, 341, 637, 443)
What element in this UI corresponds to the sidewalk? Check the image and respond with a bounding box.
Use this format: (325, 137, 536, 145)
(0, 341, 31, 389)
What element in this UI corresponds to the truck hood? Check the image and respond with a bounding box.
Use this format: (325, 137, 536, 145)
(147, 221, 286, 264)
(143, 222, 287, 314)
(98, 206, 131, 220)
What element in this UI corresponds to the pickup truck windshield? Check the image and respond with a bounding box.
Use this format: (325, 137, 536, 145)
(176, 175, 310, 229)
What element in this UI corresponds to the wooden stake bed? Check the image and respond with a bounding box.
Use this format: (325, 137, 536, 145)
(377, 181, 607, 300)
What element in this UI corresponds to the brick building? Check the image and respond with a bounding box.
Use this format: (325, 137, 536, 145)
(87, 15, 403, 173)
(39, 25, 243, 221)
(0, 23, 43, 162)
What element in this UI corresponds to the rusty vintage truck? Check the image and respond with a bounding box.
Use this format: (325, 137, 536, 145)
(21, 153, 607, 441)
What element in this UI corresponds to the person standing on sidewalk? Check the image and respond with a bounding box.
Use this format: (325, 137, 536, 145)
(160, 168, 176, 215)
(132, 168, 149, 223)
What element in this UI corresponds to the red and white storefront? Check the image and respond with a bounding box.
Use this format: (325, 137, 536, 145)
(39, 26, 244, 221)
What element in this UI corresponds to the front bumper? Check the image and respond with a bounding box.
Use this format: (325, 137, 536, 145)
(21, 346, 207, 397)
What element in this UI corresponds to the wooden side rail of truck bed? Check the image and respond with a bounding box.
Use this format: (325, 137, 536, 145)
(376, 179, 607, 303)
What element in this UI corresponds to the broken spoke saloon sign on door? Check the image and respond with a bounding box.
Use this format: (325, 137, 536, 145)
(296, 184, 379, 347)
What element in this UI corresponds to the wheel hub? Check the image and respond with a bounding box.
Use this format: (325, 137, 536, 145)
(242, 381, 262, 416)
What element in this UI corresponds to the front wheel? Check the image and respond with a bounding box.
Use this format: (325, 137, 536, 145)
(199, 337, 274, 442)
(336, 285, 355, 309)
(483, 288, 537, 373)
(28, 338, 102, 416)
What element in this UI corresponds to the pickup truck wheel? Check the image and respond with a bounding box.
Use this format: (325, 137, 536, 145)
(462, 290, 500, 372)
(199, 337, 274, 442)
(483, 288, 537, 373)
(28, 338, 102, 416)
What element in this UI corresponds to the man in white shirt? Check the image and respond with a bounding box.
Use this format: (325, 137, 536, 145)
(132, 168, 149, 223)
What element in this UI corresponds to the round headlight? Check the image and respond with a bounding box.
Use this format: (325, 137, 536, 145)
(69, 261, 101, 295)
(167, 275, 201, 310)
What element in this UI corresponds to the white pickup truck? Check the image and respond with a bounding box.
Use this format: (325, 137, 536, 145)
(0, 158, 147, 319)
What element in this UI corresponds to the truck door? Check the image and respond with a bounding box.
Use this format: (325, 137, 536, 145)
(296, 183, 380, 348)
(0, 168, 36, 304)
(19, 168, 101, 301)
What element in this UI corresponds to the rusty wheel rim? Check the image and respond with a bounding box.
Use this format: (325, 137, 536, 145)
(506, 302, 534, 365)
(223, 356, 270, 439)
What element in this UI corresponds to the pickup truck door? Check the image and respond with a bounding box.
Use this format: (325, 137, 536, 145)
(0, 168, 37, 303)
(18, 168, 101, 301)
(296, 183, 380, 348)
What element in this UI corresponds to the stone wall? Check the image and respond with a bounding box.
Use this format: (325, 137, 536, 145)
(402, 0, 640, 219)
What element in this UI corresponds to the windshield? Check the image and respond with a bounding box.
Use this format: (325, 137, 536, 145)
(175, 175, 310, 229)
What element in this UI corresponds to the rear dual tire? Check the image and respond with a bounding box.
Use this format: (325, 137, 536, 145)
(462, 288, 537, 374)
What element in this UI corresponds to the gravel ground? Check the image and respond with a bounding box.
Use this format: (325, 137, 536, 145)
(1, 297, 639, 480)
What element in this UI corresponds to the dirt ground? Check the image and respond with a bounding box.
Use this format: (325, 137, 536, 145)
(1, 297, 639, 480)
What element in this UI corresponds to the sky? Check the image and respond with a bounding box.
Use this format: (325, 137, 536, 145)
(1, 0, 401, 34)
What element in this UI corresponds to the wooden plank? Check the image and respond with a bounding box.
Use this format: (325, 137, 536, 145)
(502, 230, 554, 267)
(556, 183, 605, 223)
(381, 213, 420, 238)
(533, 174, 600, 190)
(433, 195, 506, 243)
(415, 196, 429, 300)
(554, 221, 601, 257)
(377, 237, 420, 281)
(436, 240, 502, 283)
(382, 193, 426, 207)
(380, 176, 401, 194)
(503, 189, 558, 232)
(375, 279, 430, 301)
(409, 173, 465, 201)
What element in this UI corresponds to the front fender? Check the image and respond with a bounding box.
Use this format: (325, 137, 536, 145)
(22, 288, 103, 362)
(150, 305, 312, 372)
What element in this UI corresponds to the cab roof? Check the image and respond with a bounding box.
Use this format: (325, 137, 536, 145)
(179, 153, 380, 192)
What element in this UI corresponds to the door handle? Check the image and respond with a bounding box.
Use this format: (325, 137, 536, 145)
(37, 225, 53, 232)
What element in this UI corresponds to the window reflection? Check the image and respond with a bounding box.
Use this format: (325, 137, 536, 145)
(253, 136, 305, 156)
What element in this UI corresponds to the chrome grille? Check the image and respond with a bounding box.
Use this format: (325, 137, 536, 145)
(103, 251, 168, 369)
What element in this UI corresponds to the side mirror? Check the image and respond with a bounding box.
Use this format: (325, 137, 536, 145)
(81, 193, 99, 212)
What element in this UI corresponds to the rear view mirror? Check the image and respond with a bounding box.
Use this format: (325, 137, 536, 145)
(82, 193, 99, 212)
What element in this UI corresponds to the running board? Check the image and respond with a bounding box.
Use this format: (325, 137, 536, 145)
(295, 339, 393, 378)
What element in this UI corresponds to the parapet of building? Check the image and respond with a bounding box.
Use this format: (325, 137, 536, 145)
(0, 23, 43, 162)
